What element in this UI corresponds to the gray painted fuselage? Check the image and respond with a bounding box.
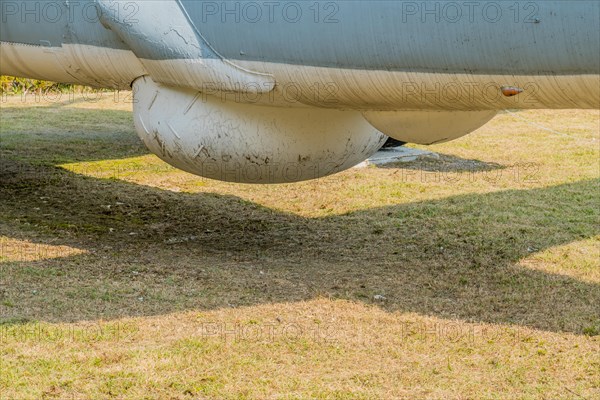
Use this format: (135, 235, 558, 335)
(2, 1, 599, 77)
(2, 1, 599, 72)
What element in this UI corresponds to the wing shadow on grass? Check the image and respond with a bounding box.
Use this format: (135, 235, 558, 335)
(1, 158, 597, 335)
(0, 107, 598, 335)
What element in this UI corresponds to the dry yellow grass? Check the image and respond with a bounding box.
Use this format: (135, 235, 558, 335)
(0, 93, 599, 399)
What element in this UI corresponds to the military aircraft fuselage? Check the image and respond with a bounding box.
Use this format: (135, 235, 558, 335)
(1, 1, 599, 183)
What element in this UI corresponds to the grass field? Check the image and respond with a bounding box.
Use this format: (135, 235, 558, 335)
(0, 92, 599, 399)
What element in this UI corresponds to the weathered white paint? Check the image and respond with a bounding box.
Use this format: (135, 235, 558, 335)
(139, 58, 275, 95)
(132, 76, 387, 184)
(3, 41, 597, 112)
(232, 60, 600, 111)
(0, 41, 145, 90)
(363, 110, 497, 145)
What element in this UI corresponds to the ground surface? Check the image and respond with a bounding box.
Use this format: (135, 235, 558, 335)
(0, 93, 599, 399)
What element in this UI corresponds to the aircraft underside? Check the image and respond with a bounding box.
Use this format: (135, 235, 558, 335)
(1, 0, 599, 183)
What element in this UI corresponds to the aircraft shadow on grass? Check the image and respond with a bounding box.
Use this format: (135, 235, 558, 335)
(0, 108, 598, 335)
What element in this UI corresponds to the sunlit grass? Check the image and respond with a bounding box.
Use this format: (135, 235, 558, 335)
(0, 94, 599, 399)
